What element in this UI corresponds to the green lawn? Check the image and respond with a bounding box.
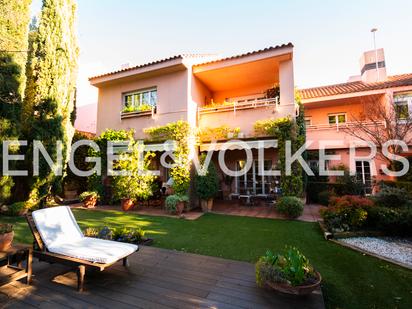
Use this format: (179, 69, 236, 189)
(1, 209, 411, 309)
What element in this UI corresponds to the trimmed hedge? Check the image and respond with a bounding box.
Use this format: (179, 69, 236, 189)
(277, 196, 304, 218)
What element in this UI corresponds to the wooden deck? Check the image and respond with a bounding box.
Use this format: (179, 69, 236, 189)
(0, 246, 324, 309)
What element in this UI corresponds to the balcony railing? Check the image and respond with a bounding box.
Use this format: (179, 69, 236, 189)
(198, 97, 279, 116)
(306, 120, 386, 132)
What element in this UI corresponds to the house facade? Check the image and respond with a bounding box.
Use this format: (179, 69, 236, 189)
(89, 43, 298, 199)
(300, 49, 412, 193)
(90, 44, 412, 199)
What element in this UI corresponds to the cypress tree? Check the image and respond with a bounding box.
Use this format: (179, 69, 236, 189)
(0, 0, 32, 203)
(24, 0, 79, 204)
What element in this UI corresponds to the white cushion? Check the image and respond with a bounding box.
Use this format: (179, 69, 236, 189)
(32, 206, 138, 264)
(32, 206, 84, 248)
(48, 237, 138, 264)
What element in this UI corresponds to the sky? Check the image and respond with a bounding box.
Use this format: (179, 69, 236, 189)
(31, 0, 412, 107)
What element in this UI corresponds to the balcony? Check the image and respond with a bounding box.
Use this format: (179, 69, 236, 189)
(306, 120, 385, 132)
(198, 97, 279, 116)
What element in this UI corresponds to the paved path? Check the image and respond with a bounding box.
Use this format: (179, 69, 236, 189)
(0, 246, 324, 308)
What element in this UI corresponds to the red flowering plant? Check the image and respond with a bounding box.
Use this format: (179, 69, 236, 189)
(320, 195, 374, 232)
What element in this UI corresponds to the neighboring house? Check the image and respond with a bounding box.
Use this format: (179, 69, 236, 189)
(89, 43, 297, 198)
(300, 49, 412, 193)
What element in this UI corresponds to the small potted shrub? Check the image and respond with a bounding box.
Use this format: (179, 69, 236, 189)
(255, 246, 321, 295)
(195, 157, 219, 212)
(165, 194, 189, 215)
(0, 224, 13, 251)
(277, 196, 304, 218)
(79, 191, 99, 208)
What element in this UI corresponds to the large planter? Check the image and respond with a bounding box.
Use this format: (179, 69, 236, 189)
(0, 231, 14, 251)
(83, 195, 98, 208)
(266, 271, 322, 295)
(200, 200, 208, 212)
(121, 198, 135, 211)
(176, 201, 185, 216)
(207, 198, 214, 211)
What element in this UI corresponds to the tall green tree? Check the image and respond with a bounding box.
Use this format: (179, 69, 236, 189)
(0, 0, 32, 204)
(24, 0, 79, 204)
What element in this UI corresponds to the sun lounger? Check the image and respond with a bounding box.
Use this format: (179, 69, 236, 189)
(26, 206, 138, 291)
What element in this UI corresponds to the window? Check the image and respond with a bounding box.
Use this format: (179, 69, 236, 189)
(236, 160, 273, 195)
(304, 117, 312, 126)
(328, 113, 346, 125)
(123, 88, 157, 112)
(355, 160, 372, 195)
(394, 93, 412, 121)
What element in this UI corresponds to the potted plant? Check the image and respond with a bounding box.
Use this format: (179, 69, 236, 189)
(0, 224, 13, 251)
(255, 246, 321, 295)
(195, 157, 219, 212)
(111, 144, 156, 211)
(79, 191, 100, 208)
(165, 194, 189, 215)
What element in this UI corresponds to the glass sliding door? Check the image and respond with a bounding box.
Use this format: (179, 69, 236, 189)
(355, 160, 372, 194)
(236, 160, 273, 195)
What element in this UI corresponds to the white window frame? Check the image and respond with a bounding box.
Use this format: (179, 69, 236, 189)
(235, 160, 273, 195)
(123, 87, 157, 110)
(304, 116, 312, 126)
(328, 113, 346, 125)
(394, 93, 412, 122)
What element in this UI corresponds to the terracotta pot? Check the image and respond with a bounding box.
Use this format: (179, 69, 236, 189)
(121, 198, 135, 211)
(207, 198, 214, 211)
(0, 231, 14, 251)
(176, 201, 185, 216)
(83, 195, 97, 208)
(200, 200, 208, 212)
(266, 271, 322, 295)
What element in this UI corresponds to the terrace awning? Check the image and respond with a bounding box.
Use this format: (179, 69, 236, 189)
(199, 140, 277, 152)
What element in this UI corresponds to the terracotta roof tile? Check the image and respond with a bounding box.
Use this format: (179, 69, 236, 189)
(89, 43, 293, 81)
(299, 73, 412, 100)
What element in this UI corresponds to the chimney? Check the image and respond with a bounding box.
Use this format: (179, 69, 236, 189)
(359, 48, 387, 83)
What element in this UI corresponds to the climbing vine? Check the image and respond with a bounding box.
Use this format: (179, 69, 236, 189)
(253, 107, 305, 197)
(144, 120, 192, 194)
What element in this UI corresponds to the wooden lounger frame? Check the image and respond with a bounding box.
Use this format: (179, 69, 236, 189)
(26, 213, 138, 292)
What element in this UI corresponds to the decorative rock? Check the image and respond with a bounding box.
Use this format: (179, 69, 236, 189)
(340, 237, 412, 267)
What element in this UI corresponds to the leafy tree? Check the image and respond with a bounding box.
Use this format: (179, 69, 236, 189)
(0, 0, 32, 202)
(23, 0, 79, 204)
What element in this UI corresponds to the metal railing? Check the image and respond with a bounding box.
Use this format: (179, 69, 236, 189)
(198, 97, 279, 116)
(306, 120, 386, 132)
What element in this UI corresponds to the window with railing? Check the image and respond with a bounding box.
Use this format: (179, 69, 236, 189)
(328, 113, 346, 125)
(394, 93, 412, 121)
(122, 88, 157, 113)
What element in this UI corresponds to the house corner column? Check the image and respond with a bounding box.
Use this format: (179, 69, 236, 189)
(279, 59, 296, 118)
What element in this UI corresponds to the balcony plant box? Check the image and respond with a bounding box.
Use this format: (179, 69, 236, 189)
(0, 224, 13, 252)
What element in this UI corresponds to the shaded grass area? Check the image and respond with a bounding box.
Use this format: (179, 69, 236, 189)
(1, 209, 411, 309)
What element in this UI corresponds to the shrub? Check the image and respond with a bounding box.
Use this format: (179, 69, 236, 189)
(165, 194, 189, 213)
(321, 195, 373, 232)
(83, 226, 146, 243)
(373, 184, 412, 208)
(0, 176, 14, 204)
(6, 202, 27, 216)
(317, 190, 332, 206)
(255, 247, 316, 287)
(366, 207, 412, 236)
(195, 157, 219, 200)
(277, 196, 304, 218)
(79, 191, 99, 202)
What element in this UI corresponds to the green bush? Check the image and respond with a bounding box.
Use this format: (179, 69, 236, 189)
(255, 246, 316, 287)
(277, 196, 304, 218)
(367, 207, 412, 236)
(165, 194, 189, 213)
(317, 190, 332, 206)
(6, 202, 27, 216)
(373, 184, 412, 208)
(0, 224, 13, 234)
(0, 176, 14, 204)
(195, 157, 219, 200)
